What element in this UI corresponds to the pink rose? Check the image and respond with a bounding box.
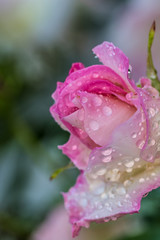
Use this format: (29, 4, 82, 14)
(50, 42, 160, 237)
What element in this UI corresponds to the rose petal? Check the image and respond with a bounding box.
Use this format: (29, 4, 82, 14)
(79, 91, 136, 146)
(59, 134, 91, 170)
(93, 42, 134, 92)
(64, 90, 160, 237)
(69, 62, 85, 75)
(52, 65, 129, 120)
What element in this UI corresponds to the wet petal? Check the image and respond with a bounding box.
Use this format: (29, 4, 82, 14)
(79, 91, 136, 146)
(59, 134, 91, 170)
(64, 90, 160, 236)
(93, 42, 134, 92)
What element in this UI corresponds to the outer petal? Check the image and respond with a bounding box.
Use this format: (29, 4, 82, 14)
(69, 62, 85, 75)
(59, 134, 91, 170)
(64, 89, 160, 237)
(93, 42, 134, 92)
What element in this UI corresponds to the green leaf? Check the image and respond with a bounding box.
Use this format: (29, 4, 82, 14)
(147, 21, 160, 91)
(50, 162, 75, 180)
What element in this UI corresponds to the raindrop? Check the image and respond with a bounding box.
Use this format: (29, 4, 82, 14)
(89, 120, 99, 131)
(118, 63, 125, 72)
(143, 193, 149, 198)
(148, 107, 156, 117)
(102, 156, 112, 163)
(146, 154, 153, 162)
(103, 106, 112, 116)
(117, 201, 122, 207)
(80, 199, 88, 207)
(92, 182, 105, 195)
(124, 180, 131, 187)
(128, 64, 132, 79)
(139, 178, 145, 183)
(131, 132, 137, 139)
(82, 97, 88, 103)
(93, 96, 102, 106)
(148, 139, 155, 146)
(72, 145, 77, 150)
(97, 168, 106, 176)
(93, 73, 99, 78)
(116, 187, 126, 195)
(136, 139, 145, 149)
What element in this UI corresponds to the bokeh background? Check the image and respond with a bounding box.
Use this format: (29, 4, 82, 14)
(0, 0, 160, 239)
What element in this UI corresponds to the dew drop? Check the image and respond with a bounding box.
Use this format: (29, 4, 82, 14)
(82, 97, 88, 103)
(151, 172, 156, 176)
(93, 96, 102, 106)
(148, 139, 155, 146)
(80, 198, 88, 207)
(148, 107, 156, 117)
(153, 121, 158, 129)
(102, 148, 112, 156)
(131, 132, 137, 139)
(118, 63, 125, 72)
(97, 168, 106, 176)
(146, 154, 153, 162)
(116, 187, 126, 195)
(89, 120, 99, 131)
(124, 180, 131, 187)
(92, 181, 105, 195)
(93, 73, 99, 78)
(109, 49, 115, 56)
(139, 178, 145, 183)
(103, 106, 112, 116)
(72, 145, 77, 150)
(117, 201, 122, 207)
(134, 157, 140, 162)
(102, 156, 112, 163)
(143, 193, 149, 198)
(136, 139, 145, 149)
(125, 161, 134, 168)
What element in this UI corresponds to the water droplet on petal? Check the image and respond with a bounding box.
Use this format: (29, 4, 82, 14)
(103, 106, 112, 116)
(118, 63, 125, 72)
(148, 139, 155, 146)
(93, 73, 99, 78)
(116, 187, 126, 195)
(72, 145, 77, 150)
(125, 161, 134, 168)
(136, 139, 145, 149)
(134, 157, 140, 162)
(146, 154, 153, 161)
(80, 198, 88, 207)
(102, 148, 112, 156)
(148, 107, 156, 117)
(139, 178, 145, 183)
(89, 120, 99, 131)
(102, 156, 112, 163)
(153, 122, 158, 129)
(131, 133, 137, 139)
(82, 97, 88, 103)
(124, 180, 131, 187)
(97, 168, 106, 176)
(93, 96, 102, 106)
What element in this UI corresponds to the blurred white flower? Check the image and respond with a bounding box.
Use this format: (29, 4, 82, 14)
(107, 0, 160, 80)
